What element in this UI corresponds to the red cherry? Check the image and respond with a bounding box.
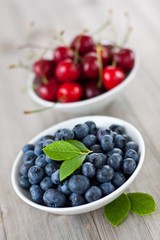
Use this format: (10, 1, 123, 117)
(53, 46, 74, 64)
(36, 78, 58, 101)
(57, 82, 82, 103)
(83, 80, 104, 99)
(82, 52, 99, 79)
(71, 34, 95, 55)
(102, 44, 115, 64)
(33, 59, 54, 78)
(102, 66, 125, 90)
(55, 59, 80, 82)
(113, 48, 134, 72)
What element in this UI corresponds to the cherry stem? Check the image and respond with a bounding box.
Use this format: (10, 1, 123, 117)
(8, 63, 32, 71)
(53, 30, 66, 45)
(93, 10, 112, 36)
(121, 12, 133, 47)
(24, 106, 55, 114)
(96, 44, 103, 89)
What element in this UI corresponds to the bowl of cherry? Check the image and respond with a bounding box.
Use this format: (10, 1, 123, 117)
(28, 34, 138, 115)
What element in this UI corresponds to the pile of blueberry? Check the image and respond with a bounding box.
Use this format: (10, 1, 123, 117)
(19, 121, 139, 208)
(32, 33, 135, 103)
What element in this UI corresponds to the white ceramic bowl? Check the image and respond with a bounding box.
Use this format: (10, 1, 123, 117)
(28, 52, 138, 115)
(11, 115, 145, 215)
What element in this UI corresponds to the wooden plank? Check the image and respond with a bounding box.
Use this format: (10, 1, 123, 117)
(0, 207, 7, 240)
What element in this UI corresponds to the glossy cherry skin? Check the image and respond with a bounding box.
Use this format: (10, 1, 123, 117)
(36, 78, 58, 102)
(53, 46, 74, 64)
(33, 59, 54, 78)
(57, 82, 82, 103)
(113, 48, 134, 72)
(71, 34, 95, 55)
(102, 66, 125, 90)
(55, 59, 80, 82)
(82, 52, 99, 79)
(102, 44, 115, 64)
(83, 80, 104, 99)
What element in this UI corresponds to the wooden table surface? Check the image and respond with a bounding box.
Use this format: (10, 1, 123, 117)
(0, 0, 160, 239)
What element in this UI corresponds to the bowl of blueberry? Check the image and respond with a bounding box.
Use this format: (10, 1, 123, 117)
(27, 31, 138, 115)
(11, 115, 145, 215)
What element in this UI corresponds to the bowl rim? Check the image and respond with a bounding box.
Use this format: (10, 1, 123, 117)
(11, 115, 145, 215)
(28, 50, 139, 109)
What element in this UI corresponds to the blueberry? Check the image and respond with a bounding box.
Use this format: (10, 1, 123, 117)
(114, 134, 126, 149)
(34, 142, 44, 156)
(125, 149, 139, 163)
(100, 135, 114, 152)
(122, 134, 131, 143)
(82, 162, 96, 178)
(109, 124, 125, 135)
(69, 193, 86, 206)
(51, 169, 60, 185)
(90, 144, 105, 153)
(19, 176, 31, 189)
(112, 172, 126, 188)
(45, 163, 57, 176)
(22, 150, 37, 163)
(107, 148, 123, 157)
(22, 144, 34, 153)
(45, 156, 54, 164)
(87, 153, 107, 168)
(55, 128, 74, 141)
(36, 135, 54, 144)
(57, 180, 71, 195)
(100, 182, 115, 196)
(85, 121, 97, 135)
(30, 185, 44, 204)
(19, 161, 34, 177)
(43, 189, 66, 207)
(40, 177, 53, 191)
(107, 153, 122, 170)
(85, 186, 102, 202)
(125, 141, 139, 152)
(96, 165, 114, 183)
(43, 139, 54, 148)
(97, 128, 113, 141)
(122, 158, 137, 174)
(82, 134, 97, 148)
(68, 174, 90, 194)
(73, 123, 89, 140)
(35, 154, 47, 168)
(28, 166, 44, 184)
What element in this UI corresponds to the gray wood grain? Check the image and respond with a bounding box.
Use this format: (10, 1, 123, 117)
(0, 0, 160, 239)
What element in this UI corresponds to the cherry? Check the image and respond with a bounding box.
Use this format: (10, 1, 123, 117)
(36, 78, 58, 101)
(71, 34, 95, 55)
(113, 48, 134, 72)
(102, 44, 115, 64)
(57, 82, 82, 103)
(33, 59, 54, 79)
(102, 66, 125, 90)
(82, 52, 99, 79)
(55, 59, 80, 82)
(83, 80, 104, 99)
(53, 46, 74, 64)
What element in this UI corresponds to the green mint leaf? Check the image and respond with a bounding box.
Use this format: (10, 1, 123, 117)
(104, 193, 131, 226)
(60, 154, 86, 181)
(127, 193, 156, 216)
(66, 140, 91, 154)
(43, 140, 81, 161)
